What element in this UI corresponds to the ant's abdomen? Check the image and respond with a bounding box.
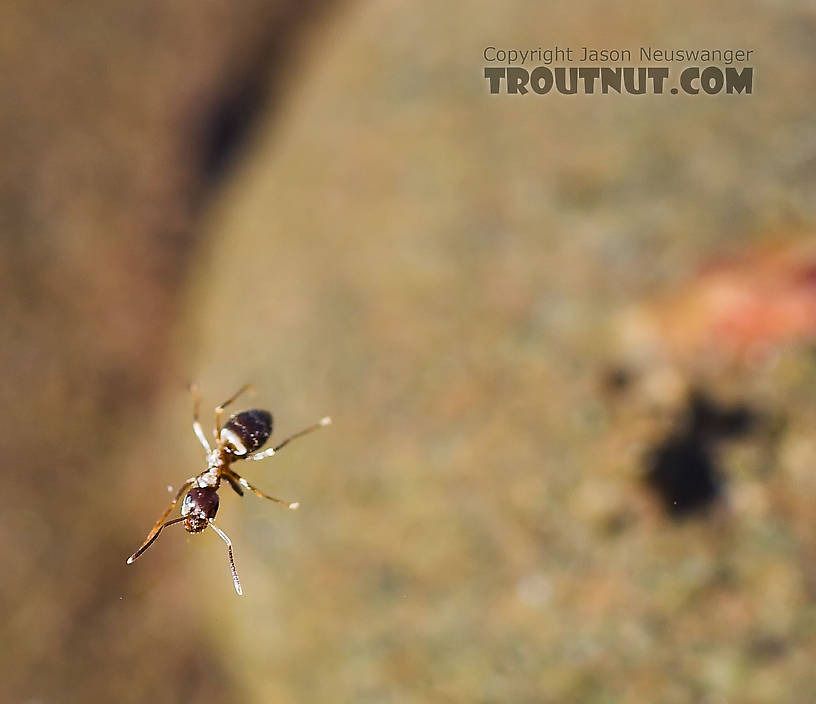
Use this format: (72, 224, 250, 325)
(221, 409, 273, 456)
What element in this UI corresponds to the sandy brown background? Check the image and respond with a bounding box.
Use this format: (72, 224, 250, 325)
(2, 1, 816, 702)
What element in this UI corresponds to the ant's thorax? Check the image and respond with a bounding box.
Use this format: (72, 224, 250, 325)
(195, 447, 231, 488)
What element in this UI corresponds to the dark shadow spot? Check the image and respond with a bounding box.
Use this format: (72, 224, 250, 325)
(196, 73, 270, 188)
(645, 432, 722, 517)
(748, 635, 788, 663)
(644, 391, 758, 518)
(601, 509, 635, 536)
(600, 365, 634, 395)
(186, 2, 327, 203)
(687, 392, 756, 441)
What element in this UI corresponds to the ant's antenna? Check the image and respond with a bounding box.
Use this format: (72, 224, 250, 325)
(126, 516, 187, 564)
(209, 520, 242, 596)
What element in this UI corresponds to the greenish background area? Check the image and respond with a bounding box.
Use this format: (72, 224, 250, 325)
(2, 1, 815, 702)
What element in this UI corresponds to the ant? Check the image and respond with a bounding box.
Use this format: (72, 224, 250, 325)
(126, 384, 331, 595)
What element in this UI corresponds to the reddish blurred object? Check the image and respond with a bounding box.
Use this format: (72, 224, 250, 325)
(617, 236, 816, 377)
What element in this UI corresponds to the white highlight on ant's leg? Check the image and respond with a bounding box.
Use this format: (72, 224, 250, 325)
(247, 448, 276, 461)
(226, 469, 299, 510)
(190, 383, 212, 453)
(247, 416, 332, 462)
(209, 520, 243, 596)
(193, 422, 211, 453)
(126, 516, 187, 564)
(237, 475, 300, 510)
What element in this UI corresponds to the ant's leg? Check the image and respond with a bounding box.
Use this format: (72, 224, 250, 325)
(208, 520, 242, 595)
(224, 468, 299, 510)
(214, 384, 254, 437)
(126, 478, 196, 563)
(223, 472, 245, 497)
(126, 516, 186, 564)
(191, 384, 211, 453)
(247, 417, 331, 462)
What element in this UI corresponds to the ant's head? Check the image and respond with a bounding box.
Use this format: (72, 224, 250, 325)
(181, 487, 219, 533)
(127, 484, 241, 595)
